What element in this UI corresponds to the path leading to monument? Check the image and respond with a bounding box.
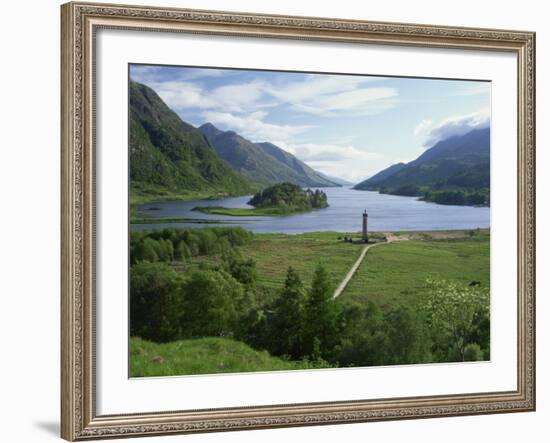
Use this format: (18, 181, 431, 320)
(332, 233, 413, 299)
(332, 241, 387, 299)
(332, 230, 469, 299)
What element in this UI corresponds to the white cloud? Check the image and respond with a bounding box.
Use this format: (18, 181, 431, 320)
(130, 65, 163, 82)
(265, 76, 397, 116)
(414, 119, 433, 136)
(423, 109, 490, 147)
(132, 67, 399, 138)
(449, 83, 491, 97)
(273, 141, 396, 183)
(177, 69, 227, 81)
(140, 73, 397, 118)
(144, 81, 205, 109)
(268, 76, 365, 102)
(201, 110, 311, 142)
(130, 65, 227, 83)
(200, 82, 266, 113)
(291, 88, 398, 116)
(141, 80, 268, 114)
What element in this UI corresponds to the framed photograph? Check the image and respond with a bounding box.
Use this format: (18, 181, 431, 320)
(61, 2, 536, 440)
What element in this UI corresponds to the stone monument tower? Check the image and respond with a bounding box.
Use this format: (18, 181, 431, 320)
(362, 210, 368, 243)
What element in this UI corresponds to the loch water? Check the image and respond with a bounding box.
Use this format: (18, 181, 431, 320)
(132, 187, 490, 234)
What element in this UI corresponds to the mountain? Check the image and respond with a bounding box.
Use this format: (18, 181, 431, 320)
(199, 123, 338, 188)
(129, 81, 254, 201)
(410, 128, 489, 166)
(358, 162, 407, 187)
(198, 122, 224, 141)
(256, 142, 339, 187)
(312, 171, 354, 187)
(354, 128, 490, 205)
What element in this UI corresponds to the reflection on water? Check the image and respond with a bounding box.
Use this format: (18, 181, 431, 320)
(132, 187, 490, 233)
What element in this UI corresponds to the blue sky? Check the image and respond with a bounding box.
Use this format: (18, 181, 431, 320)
(130, 64, 490, 183)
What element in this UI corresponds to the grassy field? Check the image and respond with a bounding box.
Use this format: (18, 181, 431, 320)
(130, 336, 325, 377)
(190, 231, 366, 300)
(188, 230, 489, 308)
(341, 232, 490, 310)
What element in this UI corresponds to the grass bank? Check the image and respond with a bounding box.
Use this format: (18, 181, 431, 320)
(130, 216, 237, 225)
(192, 205, 318, 217)
(130, 182, 255, 205)
(130, 336, 328, 377)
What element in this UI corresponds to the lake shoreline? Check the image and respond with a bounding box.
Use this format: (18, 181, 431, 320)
(130, 216, 244, 225)
(192, 205, 327, 217)
(132, 187, 490, 233)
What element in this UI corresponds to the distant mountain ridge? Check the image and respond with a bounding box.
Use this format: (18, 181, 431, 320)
(354, 128, 490, 206)
(360, 162, 407, 187)
(129, 81, 254, 202)
(316, 171, 355, 186)
(200, 123, 339, 188)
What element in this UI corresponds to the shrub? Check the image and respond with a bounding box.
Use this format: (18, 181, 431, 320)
(421, 279, 490, 361)
(464, 343, 484, 361)
(130, 262, 183, 342)
(383, 306, 432, 365)
(180, 269, 246, 338)
(130, 227, 254, 263)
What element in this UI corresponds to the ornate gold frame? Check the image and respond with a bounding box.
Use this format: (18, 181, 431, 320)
(61, 2, 536, 440)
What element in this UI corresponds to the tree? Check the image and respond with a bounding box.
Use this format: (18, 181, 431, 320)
(174, 240, 191, 261)
(141, 238, 160, 262)
(421, 279, 489, 361)
(156, 238, 174, 262)
(464, 343, 484, 361)
(304, 264, 340, 358)
(332, 302, 386, 367)
(269, 267, 308, 359)
(247, 182, 328, 210)
(130, 262, 182, 342)
(221, 249, 258, 289)
(180, 269, 245, 338)
(383, 305, 432, 365)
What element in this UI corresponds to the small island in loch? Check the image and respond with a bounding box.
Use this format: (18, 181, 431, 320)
(193, 182, 329, 216)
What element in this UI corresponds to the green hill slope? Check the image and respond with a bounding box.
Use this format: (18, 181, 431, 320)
(315, 171, 355, 186)
(200, 123, 338, 188)
(130, 336, 327, 376)
(257, 142, 340, 187)
(359, 162, 407, 187)
(129, 81, 254, 202)
(354, 128, 490, 205)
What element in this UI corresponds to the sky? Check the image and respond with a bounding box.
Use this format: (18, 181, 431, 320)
(130, 64, 490, 183)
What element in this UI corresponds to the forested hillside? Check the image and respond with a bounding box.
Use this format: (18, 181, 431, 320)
(129, 81, 254, 202)
(200, 123, 338, 188)
(354, 128, 490, 206)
